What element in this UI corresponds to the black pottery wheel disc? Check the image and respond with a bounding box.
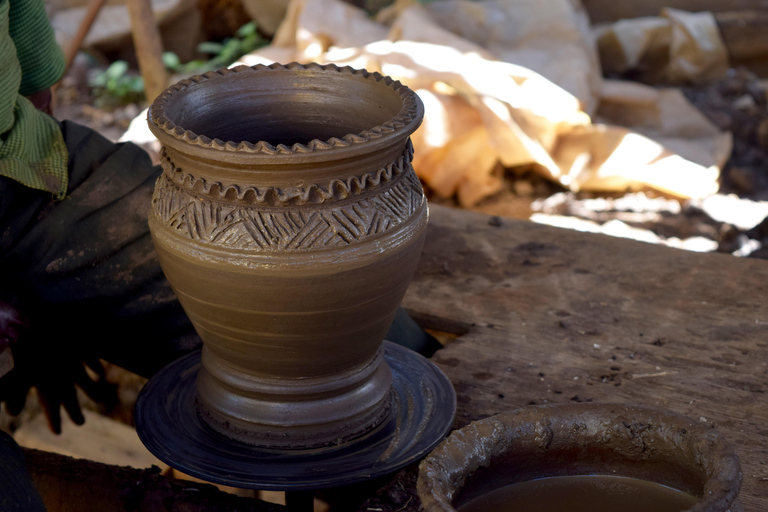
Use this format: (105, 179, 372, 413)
(135, 341, 456, 490)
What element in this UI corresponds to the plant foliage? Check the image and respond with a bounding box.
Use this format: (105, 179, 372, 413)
(163, 22, 268, 75)
(89, 22, 268, 106)
(89, 60, 145, 107)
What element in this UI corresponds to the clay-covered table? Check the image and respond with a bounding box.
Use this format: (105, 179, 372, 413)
(359, 203, 768, 512)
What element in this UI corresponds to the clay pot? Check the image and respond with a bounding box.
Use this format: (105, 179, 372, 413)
(147, 63, 426, 448)
(418, 403, 742, 512)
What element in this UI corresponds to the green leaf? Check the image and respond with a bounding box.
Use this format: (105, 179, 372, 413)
(128, 77, 145, 93)
(236, 21, 257, 38)
(197, 41, 225, 55)
(180, 59, 208, 74)
(89, 72, 107, 87)
(105, 60, 129, 79)
(162, 52, 181, 70)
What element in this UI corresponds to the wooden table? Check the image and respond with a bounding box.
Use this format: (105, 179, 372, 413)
(360, 203, 768, 512)
(21, 204, 768, 511)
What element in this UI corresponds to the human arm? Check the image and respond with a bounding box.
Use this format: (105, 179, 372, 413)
(9, 0, 61, 117)
(8, 0, 65, 98)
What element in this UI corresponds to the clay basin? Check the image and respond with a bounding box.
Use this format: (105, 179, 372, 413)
(417, 403, 742, 512)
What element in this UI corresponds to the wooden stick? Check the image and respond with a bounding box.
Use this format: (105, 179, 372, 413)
(126, 0, 170, 104)
(63, 0, 108, 73)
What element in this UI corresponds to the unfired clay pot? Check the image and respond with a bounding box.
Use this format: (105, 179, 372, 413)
(147, 63, 426, 448)
(418, 403, 742, 512)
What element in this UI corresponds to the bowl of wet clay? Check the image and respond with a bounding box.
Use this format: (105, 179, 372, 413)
(417, 403, 742, 512)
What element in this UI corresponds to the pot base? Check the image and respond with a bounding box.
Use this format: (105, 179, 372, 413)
(135, 341, 456, 490)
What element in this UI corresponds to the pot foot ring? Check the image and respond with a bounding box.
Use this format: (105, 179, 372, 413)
(134, 341, 457, 490)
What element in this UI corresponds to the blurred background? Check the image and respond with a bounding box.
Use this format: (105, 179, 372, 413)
(49, 0, 768, 260)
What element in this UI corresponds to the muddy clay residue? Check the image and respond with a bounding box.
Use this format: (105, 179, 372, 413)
(456, 475, 697, 512)
(417, 403, 742, 512)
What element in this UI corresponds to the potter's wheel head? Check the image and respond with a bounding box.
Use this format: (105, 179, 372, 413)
(135, 341, 456, 490)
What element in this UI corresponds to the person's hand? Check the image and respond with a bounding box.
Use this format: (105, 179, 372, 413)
(0, 299, 118, 434)
(27, 88, 53, 116)
(0, 300, 25, 379)
(0, 347, 12, 379)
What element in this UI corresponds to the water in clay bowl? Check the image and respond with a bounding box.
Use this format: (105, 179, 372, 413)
(417, 403, 742, 512)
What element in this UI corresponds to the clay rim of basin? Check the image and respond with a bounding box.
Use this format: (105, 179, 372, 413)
(147, 62, 424, 162)
(417, 403, 742, 512)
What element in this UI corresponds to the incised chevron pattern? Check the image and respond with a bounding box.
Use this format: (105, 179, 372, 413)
(151, 171, 425, 251)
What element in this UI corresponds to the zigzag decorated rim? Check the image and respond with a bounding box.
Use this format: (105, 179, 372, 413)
(148, 62, 421, 155)
(160, 141, 415, 206)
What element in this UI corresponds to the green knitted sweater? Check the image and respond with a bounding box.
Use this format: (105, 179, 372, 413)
(0, 0, 68, 199)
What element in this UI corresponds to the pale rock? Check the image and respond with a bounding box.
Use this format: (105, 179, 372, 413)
(699, 194, 768, 231)
(594, 8, 729, 83)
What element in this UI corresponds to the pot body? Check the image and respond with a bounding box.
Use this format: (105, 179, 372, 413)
(147, 63, 426, 448)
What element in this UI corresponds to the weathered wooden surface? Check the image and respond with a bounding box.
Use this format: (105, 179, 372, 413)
(360, 203, 768, 512)
(23, 448, 285, 512)
(19, 203, 768, 510)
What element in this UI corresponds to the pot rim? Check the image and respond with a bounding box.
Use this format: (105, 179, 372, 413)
(417, 402, 742, 512)
(147, 62, 423, 163)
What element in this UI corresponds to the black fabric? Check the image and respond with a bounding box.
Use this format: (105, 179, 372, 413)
(0, 121, 200, 378)
(0, 431, 47, 511)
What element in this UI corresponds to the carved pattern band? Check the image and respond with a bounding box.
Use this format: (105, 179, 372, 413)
(160, 141, 414, 207)
(151, 166, 426, 251)
(149, 63, 421, 155)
